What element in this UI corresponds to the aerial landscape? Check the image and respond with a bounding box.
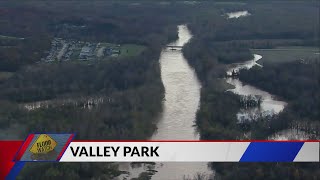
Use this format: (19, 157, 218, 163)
(0, 0, 319, 179)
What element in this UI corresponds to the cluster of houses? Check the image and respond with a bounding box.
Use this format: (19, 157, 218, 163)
(42, 38, 65, 62)
(79, 44, 96, 60)
(42, 38, 121, 62)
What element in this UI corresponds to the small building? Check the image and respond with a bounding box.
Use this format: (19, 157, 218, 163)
(104, 48, 113, 56)
(112, 49, 120, 54)
(79, 46, 94, 59)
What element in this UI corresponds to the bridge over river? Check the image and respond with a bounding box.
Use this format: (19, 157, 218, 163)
(166, 45, 183, 49)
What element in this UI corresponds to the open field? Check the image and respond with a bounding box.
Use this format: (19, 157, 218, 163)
(0, 35, 24, 40)
(0, 72, 14, 82)
(214, 2, 246, 5)
(119, 44, 146, 57)
(251, 46, 319, 64)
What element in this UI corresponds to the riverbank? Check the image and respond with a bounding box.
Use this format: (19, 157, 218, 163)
(182, 35, 248, 140)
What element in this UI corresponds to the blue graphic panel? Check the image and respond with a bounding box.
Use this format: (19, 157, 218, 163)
(240, 142, 304, 162)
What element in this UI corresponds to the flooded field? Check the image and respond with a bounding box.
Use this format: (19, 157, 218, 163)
(22, 96, 111, 111)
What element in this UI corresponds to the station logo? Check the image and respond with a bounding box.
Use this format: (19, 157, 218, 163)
(30, 134, 57, 154)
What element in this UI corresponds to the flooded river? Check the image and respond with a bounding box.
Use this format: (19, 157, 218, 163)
(118, 25, 213, 180)
(226, 54, 287, 122)
(151, 25, 201, 140)
(225, 53, 316, 140)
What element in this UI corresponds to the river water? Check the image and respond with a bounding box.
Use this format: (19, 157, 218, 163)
(118, 25, 213, 180)
(225, 55, 318, 140)
(226, 54, 287, 122)
(226, 11, 250, 19)
(151, 25, 201, 140)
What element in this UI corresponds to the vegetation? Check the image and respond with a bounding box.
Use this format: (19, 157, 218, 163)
(0, 48, 161, 102)
(0, 35, 24, 40)
(252, 46, 319, 65)
(17, 163, 122, 180)
(119, 44, 146, 57)
(0, 71, 13, 82)
(213, 163, 320, 180)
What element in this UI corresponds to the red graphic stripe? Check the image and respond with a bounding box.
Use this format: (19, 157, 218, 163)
(0, 141, 23, 180)
(56, 134, 75, 161)
(14, 134, 35, 161)
(73, 140, 320, 142)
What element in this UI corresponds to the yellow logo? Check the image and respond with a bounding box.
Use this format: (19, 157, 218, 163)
(30, 134, 57, 154)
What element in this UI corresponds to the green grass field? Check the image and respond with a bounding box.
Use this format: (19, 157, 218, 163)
(0, 72, 14, 82)
(99, 42, 117, 47)
(251, 46, 319, 65)
(0, 35, 24, 40)
(94, 43, 145, 58)
(214, 2, 246, 5)
(119, 44, 146, 57)
(70, 49, 81, 60)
